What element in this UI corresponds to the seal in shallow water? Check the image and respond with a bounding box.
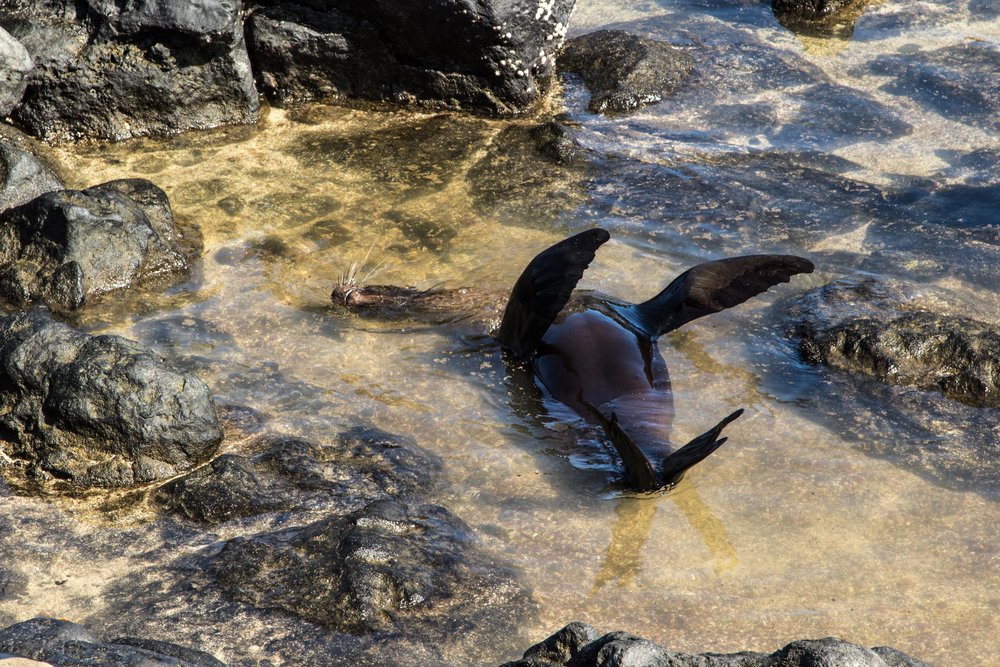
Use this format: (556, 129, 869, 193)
(495, 229, 813, 491)
(333, 229, 813, 491)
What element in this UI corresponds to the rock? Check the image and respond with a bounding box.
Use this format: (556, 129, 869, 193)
(0, 0, 258, 142)
(558, 30, 694, 114)
(0, 179, 188, 310)
(0, 309, 222, 489)
(775, 279, 1000, 493)
(0, 28, 32, 117)
(792, 281, 1000, 408)
(211, 498, 534, 639)
(771, 0, 873, 39)
(244, 0, 576, 115)
(155, 426, 442, 523)
(0, 618, 226, 667)
(0, 133, 62, 213)
(501, 624, 930, 667)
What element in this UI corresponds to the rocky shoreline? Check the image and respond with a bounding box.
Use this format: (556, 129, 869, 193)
(2, 0, 995, 665)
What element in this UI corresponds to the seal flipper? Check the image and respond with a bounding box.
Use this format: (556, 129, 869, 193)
(585, 406, 659, 492)
(497, 228, 611, 360)
(618, 255, 814, 338)
(659, 409, 744, 487)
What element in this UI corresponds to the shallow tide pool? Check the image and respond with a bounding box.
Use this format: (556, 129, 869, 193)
(3, 1, 999, 665)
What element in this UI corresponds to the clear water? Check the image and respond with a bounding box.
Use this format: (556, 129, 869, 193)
(3, 1, 1000, 665)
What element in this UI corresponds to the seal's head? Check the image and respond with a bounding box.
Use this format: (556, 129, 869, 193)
(331, 284, 427, 311)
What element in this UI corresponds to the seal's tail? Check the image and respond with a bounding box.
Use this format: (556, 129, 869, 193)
(496, 228, 610, 360)
(614, 255, 814, 338)
(584, 403, 744, 491)
(659, 409, 744, 487)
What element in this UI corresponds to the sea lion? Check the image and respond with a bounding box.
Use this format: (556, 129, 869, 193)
(495, 228, 813, 491)
(333, 229, 813, 491)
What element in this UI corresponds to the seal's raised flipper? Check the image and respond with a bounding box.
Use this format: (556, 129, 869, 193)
(497, 228, 611, 360)
(659, 409, 744, 487)
(618, 255, 814, 338)
(585, 406, 659, 492)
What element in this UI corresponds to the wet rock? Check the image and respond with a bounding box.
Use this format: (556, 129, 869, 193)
(792, 280, 1000, 408)
(501, 624, 930, 667)
(773, 279, 1000, 494)
(861, 41, 1000, 132)
(244, 0, 576, 115)
(0, 179, 188, 310)
(0, 0, 258, 142)
(155, 426, 441, 523)
(0, 28, 31, 117)
(212, 498, 533, 639)
(0, 134, 62, 213)
(558, 30, 694, 114)
(0, 618, 225, 667)
(771, 0, 873, 39)
(0, 309, 221, 489)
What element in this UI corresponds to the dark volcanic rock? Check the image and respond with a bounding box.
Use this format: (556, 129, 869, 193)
(861, 41, 1000, 132)
(774, 279, 1000, 494)
(792, 280, 1000, 408)
(0, 133, 62, 213)
(501, 624, 930, 667)
(771, 0, 873, 39)
(0, 309, 222, 489)
(155, 426, 442, 523)
(244, 0, 576, 114)
(211, 498, 533, 638)
(0, 617, 226, 667)
(559, 30, 694, 114)
(0, 27, 32, 117)
(0, 0, 259, 141)
(0, 178, 188, 310)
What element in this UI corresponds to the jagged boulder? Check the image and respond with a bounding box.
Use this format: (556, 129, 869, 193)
(0, 0, 258, 141)
(559, 30, 694, 114)
(244, 0, 576, 114)
(0, 309, 222, 488)
(0, 179, 188, 310)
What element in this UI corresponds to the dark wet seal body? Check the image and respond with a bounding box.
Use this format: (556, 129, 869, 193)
(333, 229, 813, 491)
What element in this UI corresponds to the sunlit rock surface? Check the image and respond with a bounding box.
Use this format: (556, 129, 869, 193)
(0, 0, 259, 141)
(500, 623, 930, 667)
(0, 179, 189, 310)
(558, 30, 694, 114)
(0, 131, 62, 213)
(0, 309, 222, 489)
(245, 0, 576, 114)
(0, 28, 31, 118)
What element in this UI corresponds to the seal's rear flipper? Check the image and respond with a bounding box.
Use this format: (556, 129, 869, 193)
(587, 407, 659, 492)
(659, 409, 744, 487)
(496, 228, 610, 360)
(619, 255, 814, 338)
